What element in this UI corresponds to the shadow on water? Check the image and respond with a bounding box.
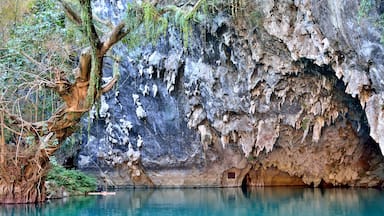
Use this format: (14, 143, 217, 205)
(1, 187, 384, 216)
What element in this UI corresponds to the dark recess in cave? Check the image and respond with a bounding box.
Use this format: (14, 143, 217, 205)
(298, 58, 372, 140)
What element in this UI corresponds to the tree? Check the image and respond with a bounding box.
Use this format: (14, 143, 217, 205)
(0, 0, 131, 203)
(0, 0, 35, 41)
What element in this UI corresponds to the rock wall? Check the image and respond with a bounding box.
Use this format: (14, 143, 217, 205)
(73, 0, 384, 187)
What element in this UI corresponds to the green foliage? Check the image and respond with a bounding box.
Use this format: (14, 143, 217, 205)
(123, 0, 208, 48)
(122, 0, 262, 49)
(0, 0, 36, 40)
(122, 2, 169, 48)
(0, 0, 79, 121)
(358, 0, 373, 19)
(142, 3, 166, 40)
(47, 160, 97, 195)
(247, 10, 263, 27)
(128, 0, 214, 48)
(301, 118, 310, 131)
(247, 155, 256, 162)
(173, 6, 196, 47)
(358, 0, 384, 43)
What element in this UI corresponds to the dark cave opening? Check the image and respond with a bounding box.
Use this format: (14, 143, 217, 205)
(297, 57, 373, 141)
(241, 173, 249, 189)
(239, 58, 383, 188)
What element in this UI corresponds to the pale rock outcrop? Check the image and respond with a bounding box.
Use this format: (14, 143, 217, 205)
(255, 118, 280, 156)
(366, 93, 384, 153)
(75, 0, 384, 188)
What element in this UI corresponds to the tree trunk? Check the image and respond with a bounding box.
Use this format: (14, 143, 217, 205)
(0, 0, 154, 203)
(0, 172, 47, 204)
(0, 147, 49, 204)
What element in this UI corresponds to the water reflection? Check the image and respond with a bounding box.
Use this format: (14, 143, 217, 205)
(242, 187, 384, 216)
(1, 187, 383, 216)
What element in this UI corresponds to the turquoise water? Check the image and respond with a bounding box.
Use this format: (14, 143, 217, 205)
(1, 187, 384, 216)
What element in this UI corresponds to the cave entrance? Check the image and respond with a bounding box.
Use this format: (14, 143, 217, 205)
(241, 173, 250, 190)
(240, 168, 307, 187)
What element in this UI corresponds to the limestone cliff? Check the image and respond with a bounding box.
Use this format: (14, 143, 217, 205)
(73, 0, 384, 187)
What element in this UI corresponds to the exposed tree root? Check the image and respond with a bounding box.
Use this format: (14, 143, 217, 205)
(0, 146, 49, 204)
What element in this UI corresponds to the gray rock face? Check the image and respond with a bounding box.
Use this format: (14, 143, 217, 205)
(75, 0, 384, 187)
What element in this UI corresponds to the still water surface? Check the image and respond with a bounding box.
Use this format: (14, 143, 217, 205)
(1, 187, 384, 216)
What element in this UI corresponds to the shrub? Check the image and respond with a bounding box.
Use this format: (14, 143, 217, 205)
(47, 161, 97, 195)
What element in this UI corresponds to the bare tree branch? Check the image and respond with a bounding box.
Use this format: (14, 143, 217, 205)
(20, 51, 44, 69)
(0, 108, 42, 135)
(101, 77, 118, 93)
(0, 108, 5, 164)
(99, 22, 129, 56)
(58, 0, 82, 26)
